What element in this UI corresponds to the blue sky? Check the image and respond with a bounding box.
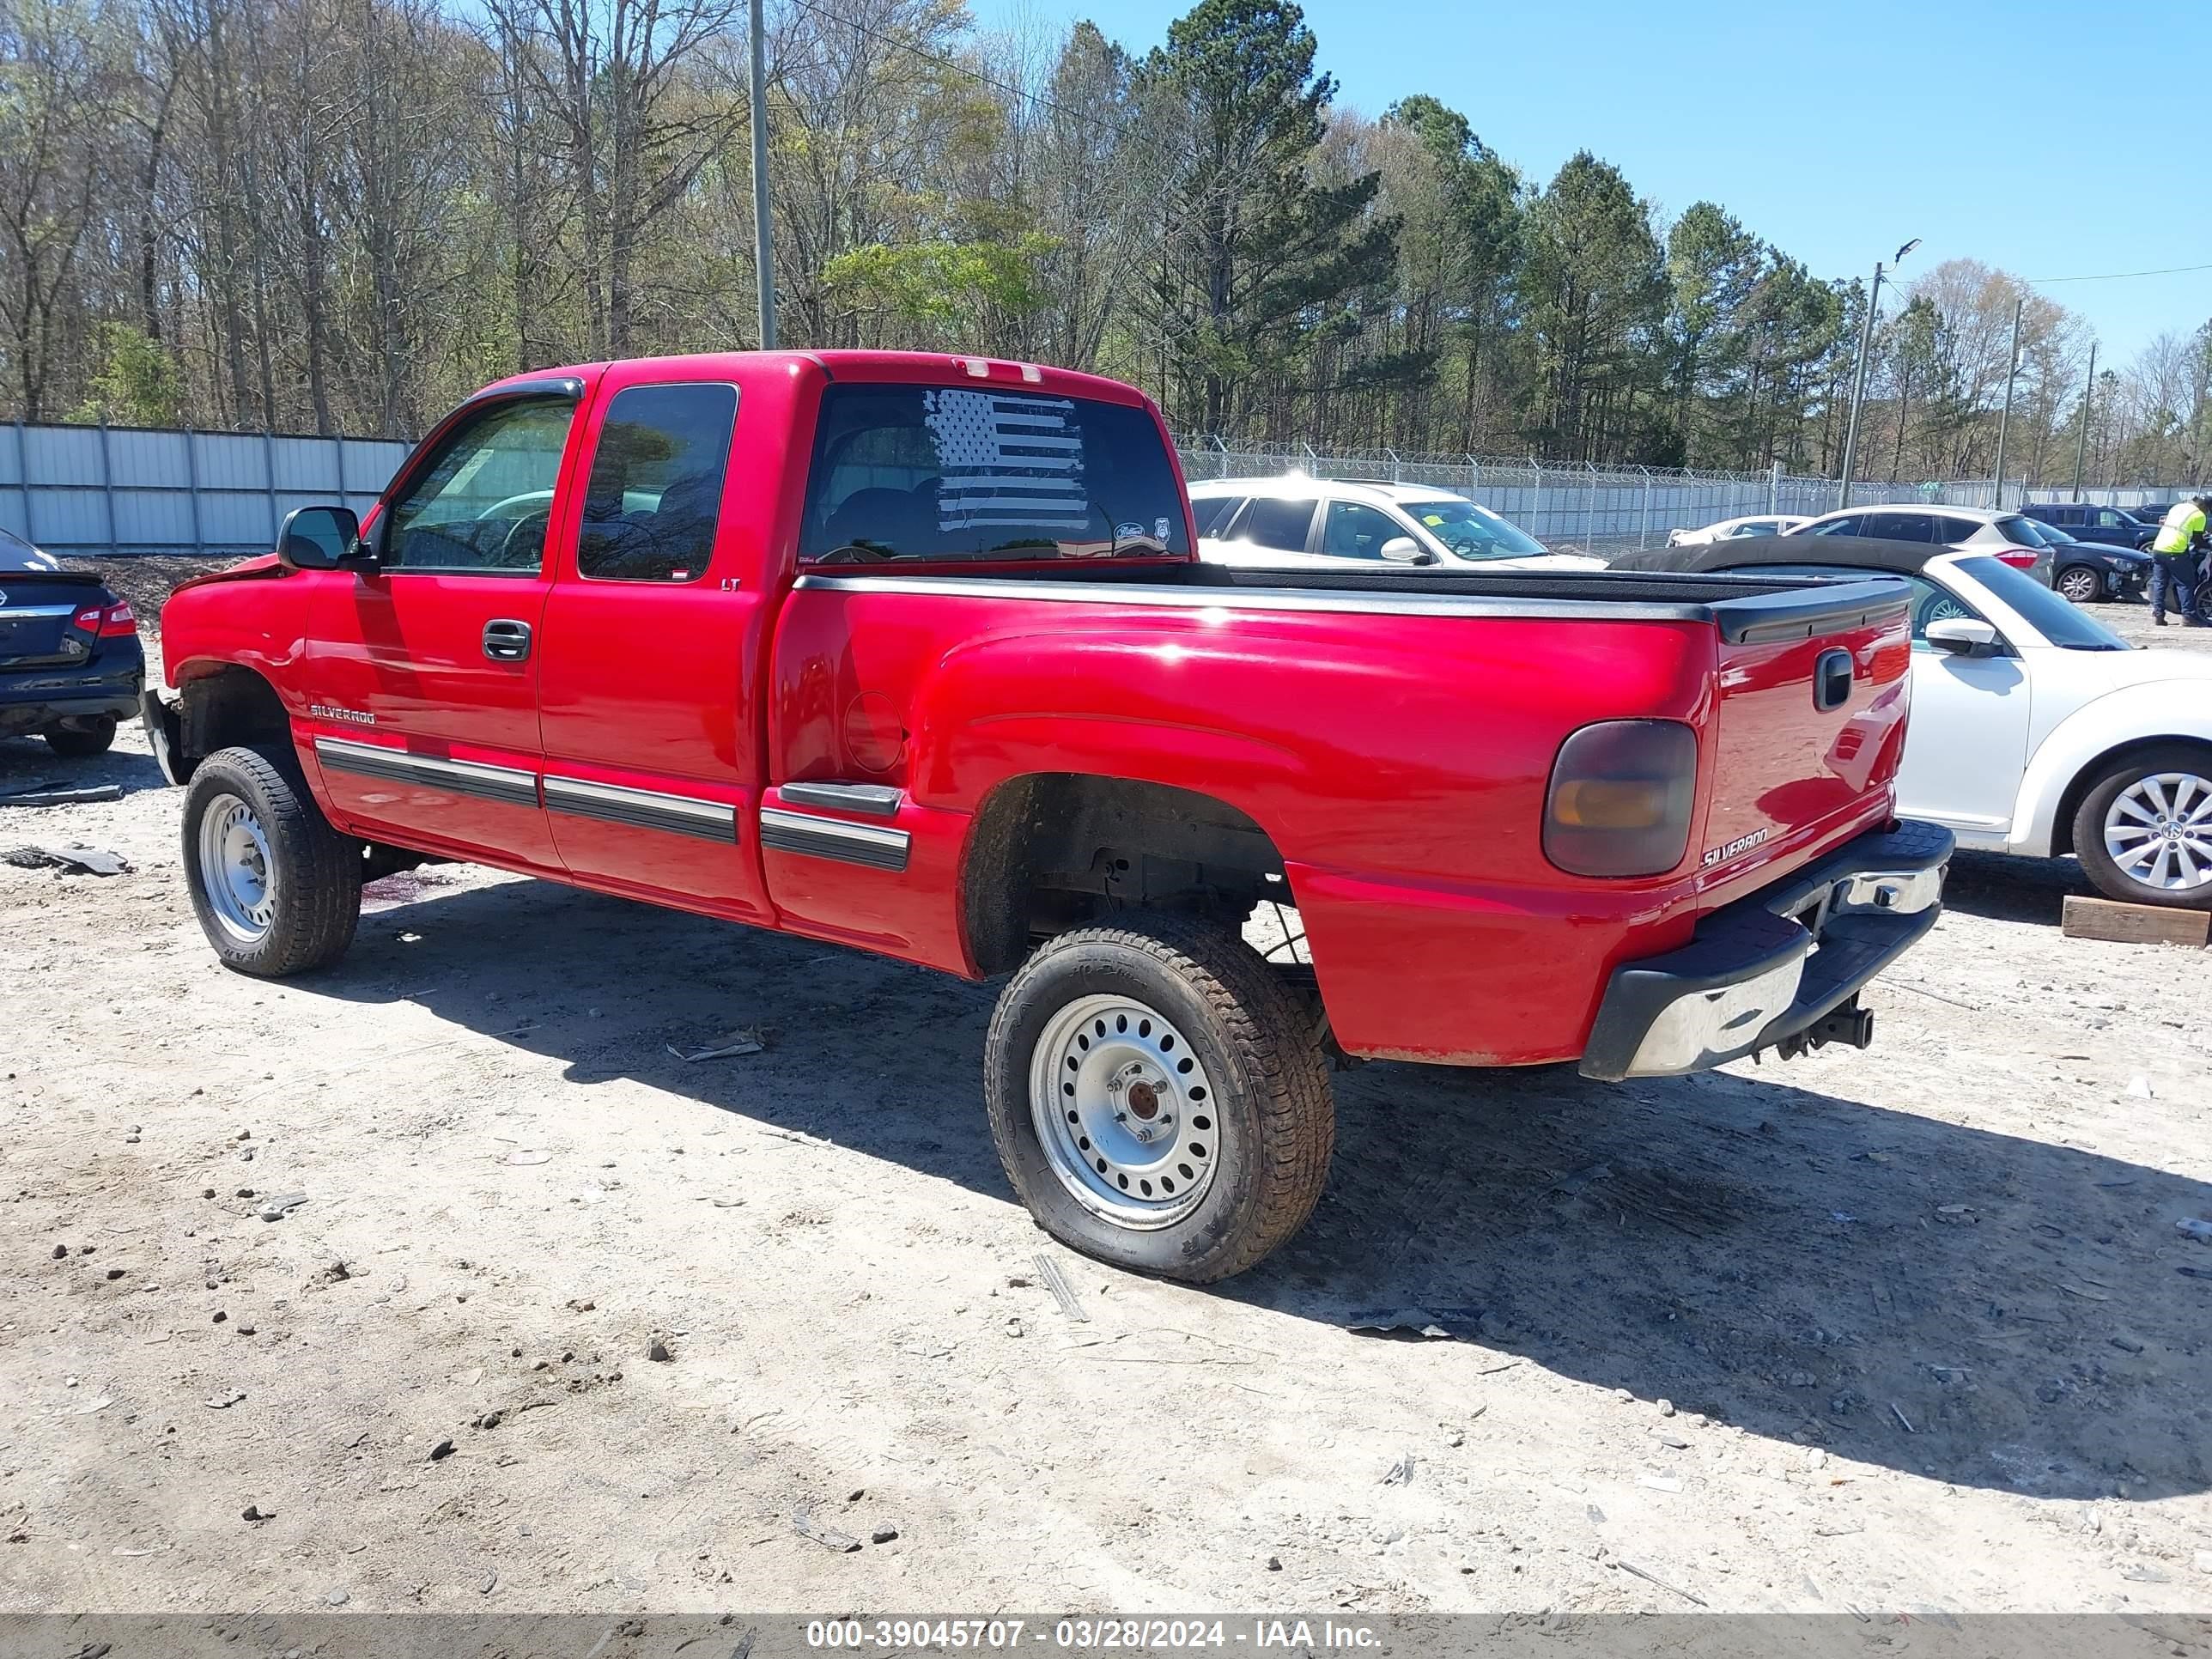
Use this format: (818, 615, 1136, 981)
(970, 0, 2212, 365)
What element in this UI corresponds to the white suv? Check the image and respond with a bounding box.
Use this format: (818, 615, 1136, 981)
(1189, 476, 1602, 573)
(1788, 504, 2053, 586)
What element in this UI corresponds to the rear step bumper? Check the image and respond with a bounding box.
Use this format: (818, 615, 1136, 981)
(1579, 819, 1954, 1082)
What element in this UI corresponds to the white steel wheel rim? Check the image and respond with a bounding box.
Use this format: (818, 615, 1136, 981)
(198, 792, 277, 943)
(2058, 568, 2100, 602)
(2103, 771, 2212, 893)
(1029, 994, 1221, 1230)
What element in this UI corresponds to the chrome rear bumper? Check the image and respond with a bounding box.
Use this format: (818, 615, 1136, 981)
(1579, 819, 1954, 1082)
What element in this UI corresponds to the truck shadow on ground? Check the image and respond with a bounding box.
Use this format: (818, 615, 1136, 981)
(316, 872, 2209, 1504)
(1938, 848, 2096, 927)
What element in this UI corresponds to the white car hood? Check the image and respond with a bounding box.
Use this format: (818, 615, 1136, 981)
(2065, 644, 2212, 691)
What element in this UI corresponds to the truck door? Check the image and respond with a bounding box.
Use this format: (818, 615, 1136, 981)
(534, 376, 772, 921)
(303, 386, 581, 870)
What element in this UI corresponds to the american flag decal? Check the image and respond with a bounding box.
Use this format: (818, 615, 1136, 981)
(923, 389, 1090, 534)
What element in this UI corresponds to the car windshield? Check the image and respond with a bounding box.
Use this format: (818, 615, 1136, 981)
(2015, 518, 2075, 546)
(1956, 556, 2130, 651)
(1399, 498, 1547, 560)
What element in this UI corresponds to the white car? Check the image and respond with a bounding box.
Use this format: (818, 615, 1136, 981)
(1189, 476, 1603, 574)
(1666, 513, 1810, 546)
(1668, 542, 2212, 908)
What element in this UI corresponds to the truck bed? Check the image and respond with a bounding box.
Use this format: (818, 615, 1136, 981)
(795, 561, 1909, 645)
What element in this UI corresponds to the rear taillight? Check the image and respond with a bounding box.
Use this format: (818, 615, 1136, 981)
(1994, 549, 2039, 570)
(1543, 720, 1698, 878)
(73, 600, 136, 635)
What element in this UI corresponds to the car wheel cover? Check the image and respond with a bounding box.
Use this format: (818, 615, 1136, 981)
(198, 792, 277, 943)
(1029, 994, 1220, 1230)
(2058, 568, 2100, 602)
(2103, 771, 2212, 893)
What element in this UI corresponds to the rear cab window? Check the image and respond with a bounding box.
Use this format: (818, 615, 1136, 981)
(799, 383, 1188, 565)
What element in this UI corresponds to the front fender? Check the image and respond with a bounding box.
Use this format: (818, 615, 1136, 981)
(2009, 684, 2212, 856)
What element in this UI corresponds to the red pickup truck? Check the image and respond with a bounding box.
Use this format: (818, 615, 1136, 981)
(147, 350, 1950, 1281)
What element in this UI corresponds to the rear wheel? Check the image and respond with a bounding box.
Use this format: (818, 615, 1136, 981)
(181, 744, 362, 974)
(2056, 564, 2103, 605)
(983, 912, 1334, 1283)
(2072, 745, 2212, 910)
(43, 717, 116, 758)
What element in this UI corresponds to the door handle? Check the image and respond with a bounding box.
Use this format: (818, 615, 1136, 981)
(482, 618, 532, 662)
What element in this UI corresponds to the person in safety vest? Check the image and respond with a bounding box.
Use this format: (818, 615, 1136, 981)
(2148, 495, 2210, 626)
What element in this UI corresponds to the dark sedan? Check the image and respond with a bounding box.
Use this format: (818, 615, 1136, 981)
(2013, 517, 2153, 605)
(0, 527, 143, 757)
(2018, 501, 2158, 550)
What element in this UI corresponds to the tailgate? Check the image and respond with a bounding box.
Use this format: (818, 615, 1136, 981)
(0, 572, 108, 669)
(1699, 580, 1912, 882)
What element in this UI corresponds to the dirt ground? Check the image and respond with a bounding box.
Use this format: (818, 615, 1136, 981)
(2, 579, 2209, 1619)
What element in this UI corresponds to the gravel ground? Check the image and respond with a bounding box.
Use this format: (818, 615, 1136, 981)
(1, 583, 2209, 1619)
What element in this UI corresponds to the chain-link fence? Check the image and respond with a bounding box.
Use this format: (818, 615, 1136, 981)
(1169, 437, 2072, 557)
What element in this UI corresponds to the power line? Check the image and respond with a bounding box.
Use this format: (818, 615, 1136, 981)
(2025, 260, 2212, 285)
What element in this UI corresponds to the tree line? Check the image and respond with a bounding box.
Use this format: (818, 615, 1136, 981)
(3, 0, 2207, 485)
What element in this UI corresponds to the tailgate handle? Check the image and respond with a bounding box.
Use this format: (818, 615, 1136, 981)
(482, 618, 532, 662)
(1813, 648, 1853, 712)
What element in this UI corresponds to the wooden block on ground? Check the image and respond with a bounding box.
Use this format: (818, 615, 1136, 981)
(2061, 895, 2210, 948)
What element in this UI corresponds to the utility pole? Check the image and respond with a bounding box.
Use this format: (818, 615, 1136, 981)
(1838, 239, 1917, 510)
(1991, 296, 2022, 510)
(2072, 341, 2097, 498)
(748, 0, 776, 350)
(1837, 262, 1885, 511)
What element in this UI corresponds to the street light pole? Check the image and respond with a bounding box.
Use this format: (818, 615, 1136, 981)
(1991, 296, 2022, 509)
(1837, 260, 1884, 511)
(2072, 340, 2097, 498)
(748, 0, 776, 350)
(1837, 239, 1917, 510)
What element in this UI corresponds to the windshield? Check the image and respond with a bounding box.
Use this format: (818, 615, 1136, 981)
(800, 383, 1188, 563)
(1956, 555, 2131, 651)
(2014, 517, 2075, 546)
(1399, 498, 1548, 561)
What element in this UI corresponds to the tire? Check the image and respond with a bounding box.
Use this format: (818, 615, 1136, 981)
(181, 743, 362, 975)
(983, 911, 1334, 1284)
(43, 717, 116, 758)
(2071, 744, 2212, 911)
(2056, 565, 2102, 605)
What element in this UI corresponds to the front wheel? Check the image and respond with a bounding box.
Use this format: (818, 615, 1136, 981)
(182, 744, 362, 975)
(2056, 565, 2103, 605)
(984, 913, 1334, 1283)
(2072, 745, 2212, 910)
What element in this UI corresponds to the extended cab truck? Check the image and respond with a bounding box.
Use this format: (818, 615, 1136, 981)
(147, 350, 1953, 1283)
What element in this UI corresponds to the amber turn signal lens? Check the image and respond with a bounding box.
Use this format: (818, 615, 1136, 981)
(1544, 720, 1698, 878)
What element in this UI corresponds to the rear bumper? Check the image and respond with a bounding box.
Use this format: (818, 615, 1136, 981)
(0, 666, 144, 738)
(1578, 818, 1953, 1081)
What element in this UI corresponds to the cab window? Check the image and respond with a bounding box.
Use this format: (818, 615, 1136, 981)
(576, 383, 738, 582)
(799, 383, 1188, 562)
(383, 398, 575, 574)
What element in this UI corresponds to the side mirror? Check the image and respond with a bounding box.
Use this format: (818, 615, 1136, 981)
(1379, 535, 1433, 565)
(277, 505, 362, 572)
(1924, 617, 1999, 657)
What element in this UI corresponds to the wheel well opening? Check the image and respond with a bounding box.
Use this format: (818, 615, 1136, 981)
(962, 774, 1291, 976)
(2052, 735, 2212, 858)
(178, 666, 289, 775)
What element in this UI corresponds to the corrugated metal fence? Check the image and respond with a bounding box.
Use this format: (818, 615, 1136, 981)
(1, 422, 410, 557)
